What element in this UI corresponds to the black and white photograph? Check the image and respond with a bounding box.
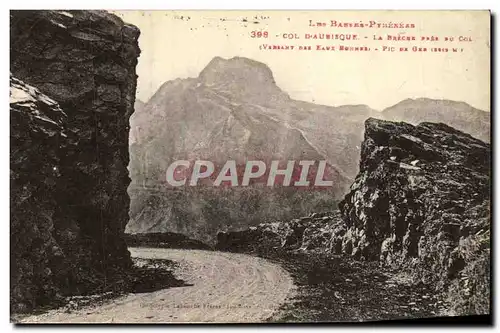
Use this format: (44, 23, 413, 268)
(8, 8, 492, 324)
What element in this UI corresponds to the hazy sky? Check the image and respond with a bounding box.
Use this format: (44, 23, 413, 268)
(115, 10, 490, 111)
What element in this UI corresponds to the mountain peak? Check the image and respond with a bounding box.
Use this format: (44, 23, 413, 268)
(199, 56, 277, 87)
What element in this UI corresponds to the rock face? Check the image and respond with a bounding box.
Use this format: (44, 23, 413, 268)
(10, 77, 71, 310)
(381, 98, 490, 143)
(10, 10, 140, 312)
(339, 118, 490, 315)
(216, 118, 490, 316)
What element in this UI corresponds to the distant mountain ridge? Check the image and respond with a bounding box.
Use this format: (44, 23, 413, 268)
(381, 98, 489, 142)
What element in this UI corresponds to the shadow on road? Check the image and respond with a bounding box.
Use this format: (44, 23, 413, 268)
(129, 257, 193, 294)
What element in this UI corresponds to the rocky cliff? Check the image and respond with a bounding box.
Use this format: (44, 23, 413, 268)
(339, 118, 490, 315)
(217, 118, 490, 316)
(10, 10, 140, 312)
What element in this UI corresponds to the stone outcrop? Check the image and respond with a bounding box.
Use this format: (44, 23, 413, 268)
(338, 118, 490, 315)
(216, 118, 490, 316)
(10, 10, 140, 312)
(216, 212, 345, 254)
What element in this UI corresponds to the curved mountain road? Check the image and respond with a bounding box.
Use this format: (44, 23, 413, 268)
(18, 248, 295, 323)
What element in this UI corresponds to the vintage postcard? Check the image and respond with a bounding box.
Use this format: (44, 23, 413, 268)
(10, 10, 490, 324)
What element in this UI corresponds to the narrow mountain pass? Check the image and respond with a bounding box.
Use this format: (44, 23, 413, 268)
(17, 248, 295, 323)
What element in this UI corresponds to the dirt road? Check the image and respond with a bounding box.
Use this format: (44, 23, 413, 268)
(17, 248, 294, 323)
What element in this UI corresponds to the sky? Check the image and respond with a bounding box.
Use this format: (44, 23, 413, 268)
(114, 10, 490, 111)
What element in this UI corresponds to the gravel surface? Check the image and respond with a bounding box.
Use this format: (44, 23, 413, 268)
(16, 247, 294, 323)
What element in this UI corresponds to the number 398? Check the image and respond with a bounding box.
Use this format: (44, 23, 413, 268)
(251, 31, 268, 38)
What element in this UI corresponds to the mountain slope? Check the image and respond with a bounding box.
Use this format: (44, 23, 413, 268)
(127, 57, 353, 242)
(216, 118, 491, 317)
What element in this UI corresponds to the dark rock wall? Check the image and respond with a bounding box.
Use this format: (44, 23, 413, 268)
(10, 10, 140, 312)
(10, 77, 71, 311)
(339, 118, 490, 315)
